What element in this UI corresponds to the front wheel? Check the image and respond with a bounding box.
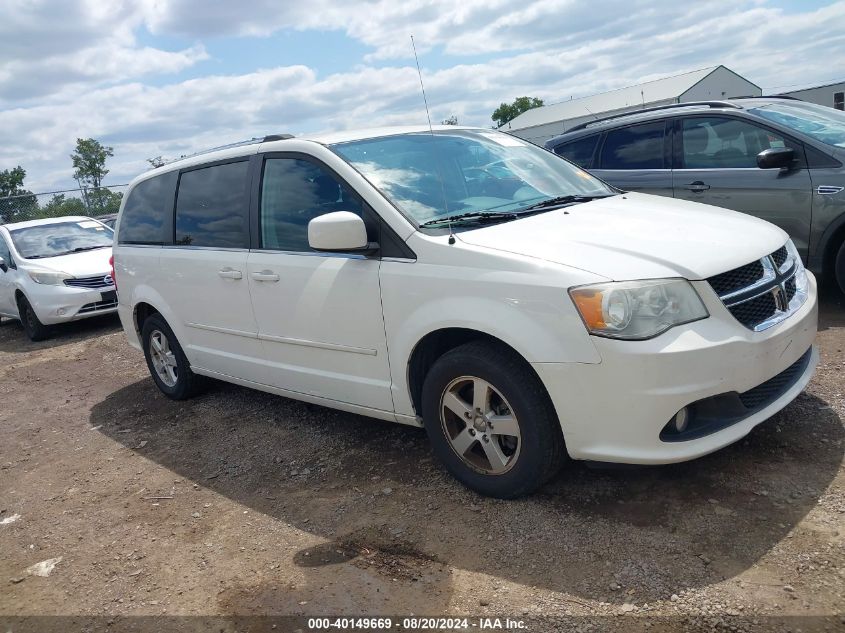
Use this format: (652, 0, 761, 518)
(17, 295, 51, 341)
(835, 240, 845, 296)
(141, 314, 202, 400)
(421, 341, 565, 498)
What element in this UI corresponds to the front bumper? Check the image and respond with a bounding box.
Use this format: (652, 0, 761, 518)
(27, 283, 118, 325)
(533, 274, 819, 464)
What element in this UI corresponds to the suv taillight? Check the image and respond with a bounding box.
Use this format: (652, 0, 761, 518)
(109, 255, 117, 290)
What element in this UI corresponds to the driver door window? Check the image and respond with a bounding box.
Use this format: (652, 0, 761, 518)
(260, 158, 364, 251)
(680, 117, 793, 169)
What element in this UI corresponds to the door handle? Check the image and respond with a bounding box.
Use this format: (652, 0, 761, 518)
(250, 270, 280, 282)
(684, 181, 710, 193)
(217, 268, 243, 280)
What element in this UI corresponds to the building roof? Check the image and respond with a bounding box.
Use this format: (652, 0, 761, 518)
(776, 79, 845, 95)
(505, 65, 756, 132)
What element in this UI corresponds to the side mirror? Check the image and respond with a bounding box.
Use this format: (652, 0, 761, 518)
(0, 256, 7, 273)
(757, 147, 795, 170)
(308, 211, 377, 254)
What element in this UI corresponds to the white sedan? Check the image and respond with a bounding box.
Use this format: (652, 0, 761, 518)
(0, 216, 116, 341)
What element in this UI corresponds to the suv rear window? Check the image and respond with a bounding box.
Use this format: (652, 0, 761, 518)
(118, 172, 177, 245)
(599, 122, 666, 170)
(554, 134, 600, 168)
(175, 161, 250, 248)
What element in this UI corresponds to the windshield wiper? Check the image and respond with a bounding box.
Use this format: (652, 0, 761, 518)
(419, 211, 519, 228)
(516, 193, 617, 213)
(69, 245, 111, 253)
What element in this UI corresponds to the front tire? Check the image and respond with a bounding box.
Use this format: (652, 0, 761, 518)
(835, 240, 845, 296)
(17, 295, 51, 341)
(421, 341, 565, 498)
(141, 314, 202, 400)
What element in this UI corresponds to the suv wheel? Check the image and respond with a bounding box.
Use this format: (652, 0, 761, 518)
(835, 240, 845, 296)
(17, 295, 51, 341)
(141, 314, 202, 400)
(421, 341, 565, 498)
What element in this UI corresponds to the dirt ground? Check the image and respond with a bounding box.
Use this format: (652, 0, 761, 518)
(1, 285, 844, 633)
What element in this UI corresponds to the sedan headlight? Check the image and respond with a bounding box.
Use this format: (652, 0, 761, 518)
(570, 279, 709, 340)
(26, 269, 72, 285)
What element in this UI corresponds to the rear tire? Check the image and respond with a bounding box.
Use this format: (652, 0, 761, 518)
(17, 295, 51, 342)
(421, 341, 565, 499)
(835, 240, 845, 296)
(141, 314, 202, 400)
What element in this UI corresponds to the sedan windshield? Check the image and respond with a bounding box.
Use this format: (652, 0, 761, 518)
(330, 130, 616, 225)
(10, 220, 113, 259)
(750, 102, 845, 148)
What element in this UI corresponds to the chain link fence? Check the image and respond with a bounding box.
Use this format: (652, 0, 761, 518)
(0, 185, 128, 225)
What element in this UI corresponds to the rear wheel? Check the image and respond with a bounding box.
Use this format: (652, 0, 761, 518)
(835, 240, 845, 296)
(421, 341, 565, 498)
(16, 295, 51, 341)
(141, 314, 202, 400)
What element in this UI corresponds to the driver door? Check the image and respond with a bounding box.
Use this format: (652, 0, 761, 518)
(0, 234, 17, 317)
(672, 116, 813, 257)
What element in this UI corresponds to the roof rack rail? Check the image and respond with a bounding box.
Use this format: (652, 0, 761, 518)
(566, 100, 742, 133)
(734, 94, 801, 101)
(262, 134, 295, 142)
(170, 133, 296, 164)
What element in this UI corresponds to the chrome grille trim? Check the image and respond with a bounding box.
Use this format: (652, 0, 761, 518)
(708, 245, 808, 332)
(64, 274, 114, 289)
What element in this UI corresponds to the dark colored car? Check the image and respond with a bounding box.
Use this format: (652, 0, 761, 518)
(97, 213, 118, 229)
(544, 98, 845, 293)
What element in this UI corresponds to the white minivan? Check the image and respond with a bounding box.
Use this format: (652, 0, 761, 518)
(113, 126, 818, 498)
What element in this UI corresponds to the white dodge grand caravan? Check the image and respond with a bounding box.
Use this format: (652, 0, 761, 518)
(113, 126, 818, 498)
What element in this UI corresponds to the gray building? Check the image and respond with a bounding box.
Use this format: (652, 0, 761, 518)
(504, 65, 761, 145)
(777, 80, 845, 110)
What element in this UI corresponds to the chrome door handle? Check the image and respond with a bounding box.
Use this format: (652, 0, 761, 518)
(218, 268, 243, 280)
(251, 270, 280, 282)
(684, 181, 710, 192)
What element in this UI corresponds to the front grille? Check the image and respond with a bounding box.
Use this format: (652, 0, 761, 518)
(729, 292, 777, 328)
(708, 260, 764, 297)
(739, 348, 812, 410)
(707, 245, 805, 331)
(64, 275, 113, 289)
(771, 246, 788, 269)
(78, 299, 118, 314)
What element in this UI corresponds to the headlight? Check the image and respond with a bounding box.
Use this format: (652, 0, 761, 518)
(785, 239, 809, 297)
(26, 269, 72, 285)
(570, 279, 709, 340)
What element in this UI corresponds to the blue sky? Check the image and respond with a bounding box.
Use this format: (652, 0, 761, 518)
(1, 0, 844, 192)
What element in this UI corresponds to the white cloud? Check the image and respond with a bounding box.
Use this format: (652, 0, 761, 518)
(2, 1, 844, 193)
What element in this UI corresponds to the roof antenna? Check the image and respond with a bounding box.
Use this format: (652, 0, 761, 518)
(411, 34, 454, 244)
(582, 103, 599, 121)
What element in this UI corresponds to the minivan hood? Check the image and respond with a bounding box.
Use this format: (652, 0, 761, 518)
(455, 192, 787, 280)
(20, 247, 112, 277)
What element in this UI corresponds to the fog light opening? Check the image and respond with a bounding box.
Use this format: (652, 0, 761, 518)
(673, 407, 689, 433)
(57, 307, 67, 316)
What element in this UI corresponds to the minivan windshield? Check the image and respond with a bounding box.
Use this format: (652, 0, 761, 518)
(750, 102, 845, 148)
(331, 130, 616, 226)
(9, 220, 113, 259)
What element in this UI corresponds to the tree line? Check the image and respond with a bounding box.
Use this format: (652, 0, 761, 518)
(0, 138, 121, 223)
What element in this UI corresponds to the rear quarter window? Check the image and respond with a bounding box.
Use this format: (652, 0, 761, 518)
(553, 134, 600, 169)
(118, 172, 178, 245)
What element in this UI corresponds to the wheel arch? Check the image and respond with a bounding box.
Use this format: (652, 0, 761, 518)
(406, 327, 549, 418)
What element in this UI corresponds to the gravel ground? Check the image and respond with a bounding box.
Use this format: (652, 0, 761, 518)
(0, 285, 843, 633)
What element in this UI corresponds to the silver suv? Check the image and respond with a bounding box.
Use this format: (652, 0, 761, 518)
(545, 98, 845, 293)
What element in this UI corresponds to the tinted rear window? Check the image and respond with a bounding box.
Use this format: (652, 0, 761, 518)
(175, 161, 250, 248)
(118, 172, 177, 245)
(553, 134, 600, 168)
(599, 122, 666, 169)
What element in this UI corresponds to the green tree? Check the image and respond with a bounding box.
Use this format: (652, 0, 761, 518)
(441, 115, 458, 125)
(0, 166, 38, 222)
(491, 96, 544, 128)
(40, 194, 87, 218)
(71, 138, 115, 213)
